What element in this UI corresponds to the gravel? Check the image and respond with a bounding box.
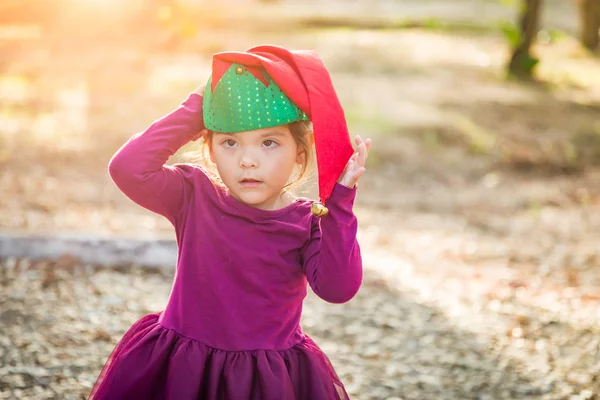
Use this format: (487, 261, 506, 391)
(1, 252, 599, 399)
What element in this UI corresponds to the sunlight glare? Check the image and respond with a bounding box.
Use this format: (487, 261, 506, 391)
(74, 0, 120, 3)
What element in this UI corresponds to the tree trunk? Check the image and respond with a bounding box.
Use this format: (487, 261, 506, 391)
(578, 0, 600, 50)
(508, 0, 542, 78)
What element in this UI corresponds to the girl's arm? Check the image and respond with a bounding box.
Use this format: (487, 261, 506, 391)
(301, 184, 363, 304)
(301, 135, 370, 303)
(108, 93, 204, 224)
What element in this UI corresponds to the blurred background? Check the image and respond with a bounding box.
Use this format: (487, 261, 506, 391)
(2, 0, 600, 399)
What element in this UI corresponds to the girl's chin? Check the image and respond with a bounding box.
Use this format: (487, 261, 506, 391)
(238, 194, 283, 211)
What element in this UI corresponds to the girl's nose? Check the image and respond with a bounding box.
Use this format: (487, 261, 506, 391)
(239, 152, 258, 168)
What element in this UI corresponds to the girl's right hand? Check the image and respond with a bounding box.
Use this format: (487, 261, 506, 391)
(193, 82, 207, 96)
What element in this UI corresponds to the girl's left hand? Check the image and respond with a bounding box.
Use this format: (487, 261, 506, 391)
(338, 135, 372, 188)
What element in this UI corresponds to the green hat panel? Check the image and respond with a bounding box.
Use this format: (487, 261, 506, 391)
(203, 64, 309, 133)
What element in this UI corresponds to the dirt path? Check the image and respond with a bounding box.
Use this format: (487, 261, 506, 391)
(2, 236, 599, 399)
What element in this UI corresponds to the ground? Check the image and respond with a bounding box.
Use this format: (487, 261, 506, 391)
(1, 1, 600, 399)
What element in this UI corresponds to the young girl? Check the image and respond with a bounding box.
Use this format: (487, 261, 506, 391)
(90, 45, 371, 400)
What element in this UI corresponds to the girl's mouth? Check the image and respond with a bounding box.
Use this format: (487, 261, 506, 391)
(240, 178, 263, 188)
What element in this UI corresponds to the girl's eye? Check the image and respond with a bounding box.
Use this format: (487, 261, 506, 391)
(223, 139, 237, 148)
(263, 139, 278, 148)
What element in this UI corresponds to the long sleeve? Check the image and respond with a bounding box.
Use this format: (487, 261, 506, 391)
(108, 93, 204, 224)
(301, 183, 363, 304)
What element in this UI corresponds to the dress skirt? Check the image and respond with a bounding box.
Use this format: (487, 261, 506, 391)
(89, 313, 350, 400)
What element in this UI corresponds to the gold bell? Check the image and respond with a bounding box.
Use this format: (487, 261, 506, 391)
(310, 202, 329, 217)
(236, 66, 244, 75)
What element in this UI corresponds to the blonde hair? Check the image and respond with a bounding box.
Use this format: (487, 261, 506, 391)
(192, 120, 315, 195)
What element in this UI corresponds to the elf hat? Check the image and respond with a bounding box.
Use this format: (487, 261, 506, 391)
(202, 44, 354, 208)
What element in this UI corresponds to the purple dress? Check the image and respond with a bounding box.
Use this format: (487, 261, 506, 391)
(89, 94, 363, 400)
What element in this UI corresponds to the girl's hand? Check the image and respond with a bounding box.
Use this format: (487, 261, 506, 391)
(338, 135, 372, 188)
(193, 82, 207, 96)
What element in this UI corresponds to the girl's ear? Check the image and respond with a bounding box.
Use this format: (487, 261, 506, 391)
(296, 131, 314, 164)
(296, 150, 305, 165)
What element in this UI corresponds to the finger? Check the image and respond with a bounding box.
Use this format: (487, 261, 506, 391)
(344, 153, 358, 169)
(356, 142, 367, 168)
(363, 139, 371, 164)
(354, 135, 363, 148)
(355, 166, 366, 179)
(345, 154, 358, 174)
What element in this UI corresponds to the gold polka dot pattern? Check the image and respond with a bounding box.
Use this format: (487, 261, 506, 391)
(203, 64, 309, 133)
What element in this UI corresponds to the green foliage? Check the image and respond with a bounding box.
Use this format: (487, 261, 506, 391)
(344, 105, 398, 136)
(423, 18, 443, 30)
(502, 23, 541, 77)
(500, 20, 522, 50)
(538, 29, 567, 45)
(514, 53, 540, 74)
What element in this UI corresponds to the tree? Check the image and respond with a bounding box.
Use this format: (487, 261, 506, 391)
(508, 0, 542, 78)
(578, 0, 600, 50)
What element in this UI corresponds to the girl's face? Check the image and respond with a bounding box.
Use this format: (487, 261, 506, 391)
(208, 125, 305, 210)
